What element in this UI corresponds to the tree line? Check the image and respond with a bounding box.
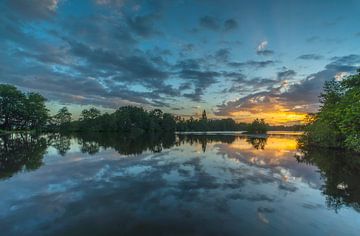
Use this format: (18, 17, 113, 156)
(300, 69, 360, 152)
(1, 83, 273, 134)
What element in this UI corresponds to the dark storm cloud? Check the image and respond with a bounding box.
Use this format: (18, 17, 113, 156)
(297, 54, 323, 60)
(4, 0, 59, 20)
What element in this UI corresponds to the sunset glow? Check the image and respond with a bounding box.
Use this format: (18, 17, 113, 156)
(1, 0, 360, 124)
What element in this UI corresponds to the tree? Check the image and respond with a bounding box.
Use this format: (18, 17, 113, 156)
(24, 93, 49, 130)
(0, 84, 48, 131)
(161, 113, 176, 132)
(0, 84, 25, 130)
(80, 107, 101, 121)
(302, 69, 360, 152)
(247, 118, 268, 134)
(53, 107, 72, 128)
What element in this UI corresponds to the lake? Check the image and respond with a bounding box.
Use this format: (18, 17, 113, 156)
(0, 132, 360, 235)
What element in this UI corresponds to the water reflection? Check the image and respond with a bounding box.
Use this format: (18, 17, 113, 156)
(1, 132, 360, 235)
(0, 134, 47, 179)
(296, 146, 360, 212)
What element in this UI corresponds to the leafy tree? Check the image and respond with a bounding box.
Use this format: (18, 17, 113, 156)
(0, 84, 25, 130)
(24, 93, 49, 130)
(302, 69, 360, 152)
(80, 107, 101, 121)
(0, 84, 48, 131)
(53, 107, 72, 129)
(246, 118, 268, 134)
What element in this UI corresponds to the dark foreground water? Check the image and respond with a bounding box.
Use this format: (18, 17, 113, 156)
(1, 132, 360, 235)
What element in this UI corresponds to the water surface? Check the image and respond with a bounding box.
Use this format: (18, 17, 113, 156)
(0, 132, 360, 235)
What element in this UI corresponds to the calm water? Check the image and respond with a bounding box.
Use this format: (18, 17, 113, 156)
(1, 132, 360, 235)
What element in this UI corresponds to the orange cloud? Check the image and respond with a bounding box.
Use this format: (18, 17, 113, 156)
(230, 105, 306, 125)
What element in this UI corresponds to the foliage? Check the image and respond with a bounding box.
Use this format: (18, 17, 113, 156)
(246, 118, 268, 134)
(0, 83, 303, 134)
(301, 70, 360, 152)
(67, 105, 177, 133)
(0, 84, 48, 131)
(0, 134, 47, 179)
(175, 116, 247, 131)
(296, 145, 360, 212)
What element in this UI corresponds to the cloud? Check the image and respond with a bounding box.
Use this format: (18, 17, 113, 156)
(214, 48, 230, 62)
(228, 60, 275, 68)
(215, 54, 360, 121)
(95, 0, 125, 6)
(199, 16, 220, 30)
(223, 18, 238, 31)
(5, 0, 60, 20)
(126, 14, 162, 38)
(277, 70, 296, 81)
(297, 54, 323, 60)
(183, 88, 204, 102)
(174, 58, 221, 101)
(65, 39, 170, 88)
(256, 40, 274, 56)
(198, 16, 239, 32)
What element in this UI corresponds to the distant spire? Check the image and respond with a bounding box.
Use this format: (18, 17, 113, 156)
(202, 110, 207, 120)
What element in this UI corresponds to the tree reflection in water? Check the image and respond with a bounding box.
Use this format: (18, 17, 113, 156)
(48, 133, 71, 156)
(296, 145, 360, 212)
(73, 132, 176, 155)
(0, 134, 47, 179)
(246, 136, 268, 150)
(1, 132, 360, 214)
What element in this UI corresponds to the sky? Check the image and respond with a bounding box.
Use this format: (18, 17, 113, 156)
(1, 0, 360, 125)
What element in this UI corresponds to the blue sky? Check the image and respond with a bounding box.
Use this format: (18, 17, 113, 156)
(1, 0, 360, 124)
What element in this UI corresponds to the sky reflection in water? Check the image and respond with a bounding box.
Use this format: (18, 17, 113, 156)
(0, 132, 360, 235)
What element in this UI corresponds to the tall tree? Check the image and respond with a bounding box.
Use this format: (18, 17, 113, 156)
(24, 93, 49, 130)
(0, 84, 25, 130)
(53, 107, 72, 128)
(80, 107, 101, 120)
